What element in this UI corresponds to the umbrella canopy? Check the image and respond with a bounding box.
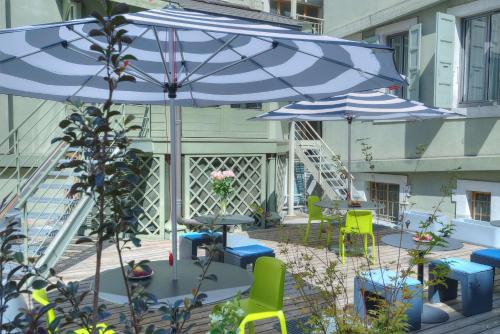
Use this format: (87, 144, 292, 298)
(253, 90, 454, 121)
(0, 7, 406, 279)
(254, 90, 459, 199)
(0, 8, 405, 106)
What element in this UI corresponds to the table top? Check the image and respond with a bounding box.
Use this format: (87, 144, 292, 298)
(314, 200, 381, 210)
(490, 220, 500, 227)
(194, 214, 255, 226)
(381, 233, 464, 252)
(99, 260, 253, 306)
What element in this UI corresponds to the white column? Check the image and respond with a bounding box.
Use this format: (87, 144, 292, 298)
(290, 0, 297, 18)
(287, 121, 295, 216)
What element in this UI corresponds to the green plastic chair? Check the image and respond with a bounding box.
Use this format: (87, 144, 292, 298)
(32, 289, 114, 334)
(239, 257, 287, 334)
(304, 196, 334, 247)
(339, 210, 375, 264)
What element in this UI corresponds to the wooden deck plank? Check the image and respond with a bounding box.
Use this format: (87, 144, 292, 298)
(54, 222, 499, 333)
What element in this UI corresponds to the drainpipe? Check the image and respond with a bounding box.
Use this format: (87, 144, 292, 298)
(5, 0, 13, 149)
(287, 121, 295, 216)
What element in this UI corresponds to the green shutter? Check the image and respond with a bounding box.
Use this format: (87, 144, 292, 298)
(434, 12, 456, 108)
(407, 23, 421, 101)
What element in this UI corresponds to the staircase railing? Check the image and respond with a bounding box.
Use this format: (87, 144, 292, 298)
(0, 100, 68, 217)
(294, 121, 352, 200)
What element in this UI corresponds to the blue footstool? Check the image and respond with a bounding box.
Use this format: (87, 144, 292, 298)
(429, 258, 493, 317)
(179, 232, 222, 260)
(224, 244, 275, 269)
(354, 269, 422, 331)
(471, 249, 500, 279)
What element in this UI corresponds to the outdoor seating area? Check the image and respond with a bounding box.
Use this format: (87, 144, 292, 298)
(50, 219, 499, 333)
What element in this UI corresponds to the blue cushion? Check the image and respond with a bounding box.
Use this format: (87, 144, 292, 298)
(359, 269, 421, 287)
(225, 244, 274, 257)
(472, 249, 500, 261)
(433, 258, 492, 274)
(181, 232, 221, 241)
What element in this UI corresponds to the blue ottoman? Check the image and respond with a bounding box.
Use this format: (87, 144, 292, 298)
(429, 258, 493, 316)
(471, 249, 500, 280)
(354, 269, 422, 331)
(224, 244, 275, 269)
(179, 232, 222, 260)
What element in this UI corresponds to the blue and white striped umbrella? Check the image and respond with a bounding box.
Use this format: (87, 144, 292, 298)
(0, 8, 405, 106)
(254, 90, 459, 199)
(254, 90, 454, 121)
(0, 6, 405, 278)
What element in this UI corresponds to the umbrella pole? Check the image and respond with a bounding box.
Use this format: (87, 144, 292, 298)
(347, 116, 353, 201)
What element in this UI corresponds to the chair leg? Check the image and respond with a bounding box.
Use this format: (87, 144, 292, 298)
(370, 233, 376, 263)
(363, 234, 368, 257)
(304, 219, 312, 243)
(277, 310, 288, 334)
(339, 232, 345, 264)
(248, 321, 255, 334)
(326, 221, 332, 248)
(317, 220, 324, 240)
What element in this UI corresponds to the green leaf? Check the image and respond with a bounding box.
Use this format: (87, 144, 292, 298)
(76, 237, 94, 244)
(31, 279, 48, 290)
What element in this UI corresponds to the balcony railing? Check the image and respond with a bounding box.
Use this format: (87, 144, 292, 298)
(296, 14, 324, 35)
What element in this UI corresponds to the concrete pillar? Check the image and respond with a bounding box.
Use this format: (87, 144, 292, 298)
(290, 0, 297, 18)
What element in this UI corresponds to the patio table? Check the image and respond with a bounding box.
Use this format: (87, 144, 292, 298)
(314, 200, 381, 211)
(99, 260, 253, 306)
(194, 215, 255, 248)
(381, 232, 463, 324)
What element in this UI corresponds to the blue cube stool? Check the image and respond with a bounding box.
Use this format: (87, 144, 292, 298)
(471, 249, 500, 280)
(224, 244, 275, 269)
(179, 232, 222, 260)
(429, 258, 493, 317)
(354, 269, 422, 331)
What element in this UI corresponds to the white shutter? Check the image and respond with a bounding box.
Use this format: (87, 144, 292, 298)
(407, 23, 421, 101)
(434, 12, 456, 108)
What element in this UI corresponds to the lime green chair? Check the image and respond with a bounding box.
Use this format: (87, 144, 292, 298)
(32, 289, 114, 334)
(304, 196, 334, 247)
(239, 257, 287, 334)
(339, 210, 375, 264)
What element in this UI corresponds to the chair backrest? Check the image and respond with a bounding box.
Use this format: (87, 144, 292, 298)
(307, 196, 323, 221)
(345, 210, 373, 234)
(32, 289, 56, 329)
(249, 257, 286, 310)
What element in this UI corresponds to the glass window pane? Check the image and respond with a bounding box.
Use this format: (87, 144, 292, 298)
(388, 34, 408, 98)
(489, 13, 500, 100)
(464, 16, 488, 101)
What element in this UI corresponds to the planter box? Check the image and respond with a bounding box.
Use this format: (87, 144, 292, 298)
(450, 218, 500, 248)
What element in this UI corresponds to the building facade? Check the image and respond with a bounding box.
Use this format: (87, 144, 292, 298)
(323, 0, 500, 246)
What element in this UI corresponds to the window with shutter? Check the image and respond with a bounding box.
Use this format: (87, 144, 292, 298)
(434, 12, 456, 108)
(407, 23, 421, 101)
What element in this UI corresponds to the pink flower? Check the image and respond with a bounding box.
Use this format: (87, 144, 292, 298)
(222, 170, 235, 178)
(210, 170, 224, 181)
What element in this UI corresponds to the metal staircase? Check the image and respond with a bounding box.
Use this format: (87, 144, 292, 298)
(0, 101, 93, 270)
(294, 121, 353, 200)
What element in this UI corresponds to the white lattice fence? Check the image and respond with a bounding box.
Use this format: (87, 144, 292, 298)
(275, 153, 287, 214)
(184, 155, 266, 219)
(82, 155, 164, 238)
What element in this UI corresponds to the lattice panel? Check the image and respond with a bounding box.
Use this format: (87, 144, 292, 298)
(275, 153, 287, 214)
(83, 155, 162, 237)
(186, 155, 265, 218)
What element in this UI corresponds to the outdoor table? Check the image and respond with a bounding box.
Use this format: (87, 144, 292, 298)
(381, 232, 463, 324)
(194, 214, 255, 248)
(314, 200, 381, 211)
(490, 220, 500, 227)
(99, 260, 253, 306)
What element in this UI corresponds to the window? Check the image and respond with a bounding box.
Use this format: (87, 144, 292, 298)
(387, 33, 409, 98)
(369, 182, 400, 222)
(470, 191, 491, 221)
(230, 103, 262, 109)
(462, 12, 500, 103)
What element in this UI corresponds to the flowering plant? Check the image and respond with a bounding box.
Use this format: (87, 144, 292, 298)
(210, 169, 235, 214)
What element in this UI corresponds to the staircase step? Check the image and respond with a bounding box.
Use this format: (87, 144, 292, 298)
(12, 226, 59, 238)
(28, 197, 77, 205)
(48, 170, 82, 177)
(38, 183, 73, 190)
(27, 212, 68, 221)
(10, 244, 47, 257)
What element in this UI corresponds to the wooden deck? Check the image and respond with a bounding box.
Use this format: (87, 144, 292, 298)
(55, 221, 500, 333)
